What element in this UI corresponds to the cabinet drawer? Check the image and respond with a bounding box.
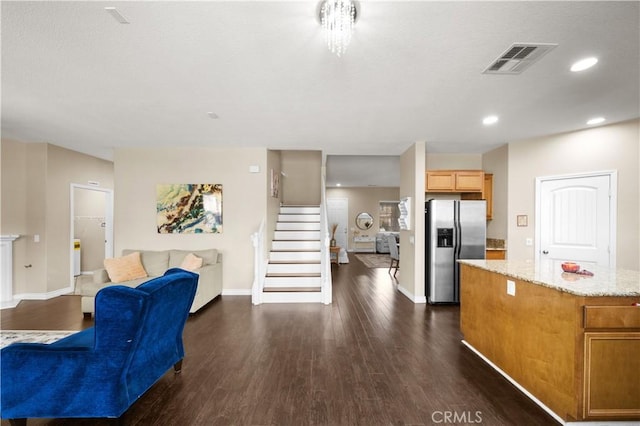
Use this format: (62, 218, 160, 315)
(485, 249, 505, 260)
(584, 306, 640, 329)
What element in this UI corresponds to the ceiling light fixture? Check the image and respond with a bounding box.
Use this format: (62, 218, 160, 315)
(483, 115, 499, 126)
(319, 0, 357, 57)
(570, 57, 598, 72)
(586, 117, 605, 125)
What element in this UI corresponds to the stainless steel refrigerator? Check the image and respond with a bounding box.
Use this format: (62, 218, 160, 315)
(425, 200, 486, 304)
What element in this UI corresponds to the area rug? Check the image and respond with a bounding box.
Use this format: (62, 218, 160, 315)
(0, 330, 76, 349)
(355, 253, 392, 268)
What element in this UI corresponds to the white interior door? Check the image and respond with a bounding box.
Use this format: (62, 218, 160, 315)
(536, 172, 616, 267)
(326, 198, 349, 262)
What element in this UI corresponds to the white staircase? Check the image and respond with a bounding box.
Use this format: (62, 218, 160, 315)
(261, 205, 325, 303)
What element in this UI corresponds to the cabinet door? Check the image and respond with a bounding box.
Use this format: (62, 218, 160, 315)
(454, 171, 484, 192)
(426, 171, 455, 191)
(583, 332, 640, 419)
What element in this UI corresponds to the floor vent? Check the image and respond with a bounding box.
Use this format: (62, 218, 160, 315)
(483, 43, 558, 74)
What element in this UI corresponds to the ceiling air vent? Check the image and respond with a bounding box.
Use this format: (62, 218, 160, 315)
(483, 43, 558, 74)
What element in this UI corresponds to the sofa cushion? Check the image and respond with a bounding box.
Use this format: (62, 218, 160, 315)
(180, 253, 203, 271)
(82, 277, 150, 297)
(103, 252, 148, 283)
(123, 249, 170, 277)
(169, 249, 218, 268)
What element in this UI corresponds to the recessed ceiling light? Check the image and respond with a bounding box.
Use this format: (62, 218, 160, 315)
(570, 57, 598, 72)
(336, 183, 342, 187)
(586, 117, 605, 125)
(207, 112, 219, 119)
(483, 115, 499, 126)
(105, 7, 129, 24)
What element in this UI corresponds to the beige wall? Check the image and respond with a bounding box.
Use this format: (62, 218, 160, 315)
(482, 144, 508, 242)
(280, 150, 322, 205)
(507, 119, 639, 269)
(1, 140, 114, 295)
(400, 142, 426, 302)
(113, 147, 268, 292)
(325, 187, 400, 250)
(426, 153, 482, 170)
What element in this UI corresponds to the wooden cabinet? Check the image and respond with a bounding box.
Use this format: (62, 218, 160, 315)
(460, 264, 640, 422)
(583, 305, 640, 419)
(485, 249, 505, 260)
(425, 170, 484, 193)
(461, 173, 493, 220)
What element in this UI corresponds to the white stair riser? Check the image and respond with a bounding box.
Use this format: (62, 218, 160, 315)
(261, 292, 323, 304)
(278, 214, 321, 222)
(274, 231, 320, 240)
(264, 276, 322, 287)
(276, 222, 320, 231)
(280, 207, 320, 214)
(270, 251, 321, 261)
(272, 241, 321, 250)
(267, 263, 321, 274)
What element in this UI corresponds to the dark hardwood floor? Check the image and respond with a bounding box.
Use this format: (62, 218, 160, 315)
(1, 257, 558, 425)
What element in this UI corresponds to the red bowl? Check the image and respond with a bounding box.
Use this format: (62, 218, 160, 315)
(561, 262, 580, 273)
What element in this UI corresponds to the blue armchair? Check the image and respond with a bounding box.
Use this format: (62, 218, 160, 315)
(1, 268, 198, 425)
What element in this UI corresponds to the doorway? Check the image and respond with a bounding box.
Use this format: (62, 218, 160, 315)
(326, 197, 349, 263)
(535, 171, 616, 267)
(70, 184, 114, 290)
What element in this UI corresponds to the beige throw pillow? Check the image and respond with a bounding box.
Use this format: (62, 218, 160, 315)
(180, 253, 203, 271)
(104, 252, 148, 283)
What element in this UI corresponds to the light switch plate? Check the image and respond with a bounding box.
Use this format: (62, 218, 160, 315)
(507, 280, 516, 296)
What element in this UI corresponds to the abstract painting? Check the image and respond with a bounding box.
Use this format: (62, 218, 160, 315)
(156, 184, 223, 233)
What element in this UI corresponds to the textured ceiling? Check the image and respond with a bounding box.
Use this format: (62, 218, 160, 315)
(2, 1, 639, 186)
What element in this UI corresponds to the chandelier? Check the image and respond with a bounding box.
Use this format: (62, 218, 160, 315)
(319, 0, 357, 57)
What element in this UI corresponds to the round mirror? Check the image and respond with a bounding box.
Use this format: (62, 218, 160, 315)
(355, 212, 374, 230)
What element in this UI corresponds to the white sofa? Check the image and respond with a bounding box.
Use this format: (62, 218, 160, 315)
(81, 248, 222, 316)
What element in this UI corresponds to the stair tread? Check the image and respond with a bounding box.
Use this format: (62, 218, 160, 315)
(263, 287, 322, 293)
(266, 272, 321, 277)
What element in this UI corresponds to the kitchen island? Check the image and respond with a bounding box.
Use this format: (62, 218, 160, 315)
(459, 259, 640, 424)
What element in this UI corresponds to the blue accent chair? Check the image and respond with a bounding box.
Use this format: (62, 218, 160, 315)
(1, 268, 198, 425)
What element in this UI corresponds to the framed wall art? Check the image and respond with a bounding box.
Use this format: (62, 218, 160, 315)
(156, 184, 222, 233)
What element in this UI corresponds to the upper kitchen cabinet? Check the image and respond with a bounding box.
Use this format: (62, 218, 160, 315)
(462, 173, 493, 220)
(425, 170, 484, 192)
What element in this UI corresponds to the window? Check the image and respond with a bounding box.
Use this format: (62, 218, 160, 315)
(379, 201, 400, 232)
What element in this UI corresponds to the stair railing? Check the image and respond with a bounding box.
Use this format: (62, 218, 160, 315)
(320, 181, 332, 305)
(250, 218, 266, 305)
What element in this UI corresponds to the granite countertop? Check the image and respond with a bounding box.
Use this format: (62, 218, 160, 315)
(459, 259, 640, 297)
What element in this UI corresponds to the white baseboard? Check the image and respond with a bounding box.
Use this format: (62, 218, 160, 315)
(396, 285, 427, 304)
(8, 286, 75, 307)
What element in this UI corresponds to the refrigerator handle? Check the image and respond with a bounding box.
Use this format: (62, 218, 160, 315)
(453, 201, 461, 301)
